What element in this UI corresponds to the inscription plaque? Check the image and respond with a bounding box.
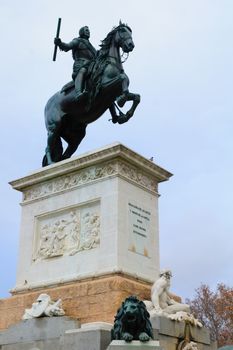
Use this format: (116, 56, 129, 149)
(128, 202, 151, 257)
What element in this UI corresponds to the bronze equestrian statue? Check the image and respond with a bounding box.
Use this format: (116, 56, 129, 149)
(42, 22, 140, 167)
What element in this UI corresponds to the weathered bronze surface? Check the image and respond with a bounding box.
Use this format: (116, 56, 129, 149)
(42, 22, 140, 166)
(54, 25, 97, 100)
(111, 296, 153, 342)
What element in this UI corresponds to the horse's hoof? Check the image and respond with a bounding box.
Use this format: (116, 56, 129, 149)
(117, 116, 127, 124)
(126, 111, 133, 119)
(111, 116, 118, 124)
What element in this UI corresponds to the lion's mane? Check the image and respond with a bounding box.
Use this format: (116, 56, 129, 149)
(111, 295, 153, 341)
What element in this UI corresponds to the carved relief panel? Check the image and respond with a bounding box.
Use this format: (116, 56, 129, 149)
(33, 201, 100, 261)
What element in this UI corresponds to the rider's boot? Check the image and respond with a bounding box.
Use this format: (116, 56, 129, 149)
(74, 70, 88, 101)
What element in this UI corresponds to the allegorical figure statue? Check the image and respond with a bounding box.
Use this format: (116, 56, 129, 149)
(54, 26, 97, 101)
(150, 270, 190, 314)
(144, 269, 202, 327)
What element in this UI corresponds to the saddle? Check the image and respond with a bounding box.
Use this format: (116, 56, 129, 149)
(60, 57, 107, 99)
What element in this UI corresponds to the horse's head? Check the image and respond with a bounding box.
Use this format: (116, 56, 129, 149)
(115, 24, 134, 53)
(99, 24, 134, 56)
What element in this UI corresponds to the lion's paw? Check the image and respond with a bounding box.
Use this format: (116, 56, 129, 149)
(122, 332, 133, 342)
(139, 332, 150, 342)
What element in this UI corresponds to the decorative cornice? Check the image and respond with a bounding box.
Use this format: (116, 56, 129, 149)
(118, 160, 158, 193)
(10, 143, 172, 202)
(21, 159, 159, 202)
(23, 160, 118, 202)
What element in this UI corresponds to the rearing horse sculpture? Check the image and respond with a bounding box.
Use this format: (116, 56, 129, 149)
(42, 23, 140, 166)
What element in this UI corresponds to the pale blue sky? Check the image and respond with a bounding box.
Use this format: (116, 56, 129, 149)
(0, 0, 232, 300)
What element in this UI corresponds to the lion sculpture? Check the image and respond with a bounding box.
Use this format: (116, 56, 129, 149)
(111, 295, 154, 342)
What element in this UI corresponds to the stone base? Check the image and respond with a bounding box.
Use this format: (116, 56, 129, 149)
(0, 315, 215, 350)
(62, 327, 111, 350)
(108, 340, 161, 349)
(11, 143, 171, 294)
(0, 317, 110, 350)
(151, 315, 210, 344)
(152, 315, 212, 350)
(0, 317, 80, 347)
(0, 274, 151, 330)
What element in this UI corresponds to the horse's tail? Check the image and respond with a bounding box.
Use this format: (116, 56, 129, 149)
(43, 92, 61, 167)
(42, 154, 48, 167)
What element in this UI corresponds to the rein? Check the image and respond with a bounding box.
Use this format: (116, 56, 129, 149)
(120, 51, 129, 63)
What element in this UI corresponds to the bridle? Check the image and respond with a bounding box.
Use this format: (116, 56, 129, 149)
(117, 27, 132, 63)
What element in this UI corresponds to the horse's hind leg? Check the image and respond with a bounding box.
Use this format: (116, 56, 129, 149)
(61, 124, 87, 160)
(43, 128, 63, 166)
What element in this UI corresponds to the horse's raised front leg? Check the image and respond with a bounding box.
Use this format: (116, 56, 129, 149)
(115, 92, 141, 124)
(109, 104, 126, 124)
(124, 92, 141, 119)
(116, 73, 130, 107)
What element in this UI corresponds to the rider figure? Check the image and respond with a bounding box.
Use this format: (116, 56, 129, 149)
(54, 26, 96, 100)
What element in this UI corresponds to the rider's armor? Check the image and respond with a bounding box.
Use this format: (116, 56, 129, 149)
(58, 36, 96, 99)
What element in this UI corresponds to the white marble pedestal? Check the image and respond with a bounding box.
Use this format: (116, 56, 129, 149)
(10, 142, 172, 293)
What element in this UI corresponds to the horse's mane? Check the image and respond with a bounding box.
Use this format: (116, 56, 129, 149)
(99, 23, 132, 57)
(86, 23, 132, 108)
